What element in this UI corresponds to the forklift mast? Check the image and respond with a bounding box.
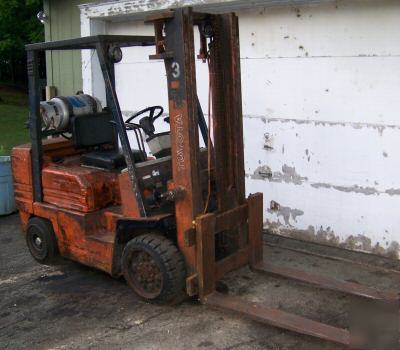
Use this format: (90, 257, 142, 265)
(146, 9, 250, 284)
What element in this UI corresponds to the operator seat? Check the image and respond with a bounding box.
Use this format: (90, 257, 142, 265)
(70, 111, 145, 170)
(81, 149, 145, 170)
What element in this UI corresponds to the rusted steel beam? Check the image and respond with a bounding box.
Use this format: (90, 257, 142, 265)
(150, 8, 203, 275)
(215, 247, 249, 280)
(196, 213, 216, 300)
(207, 14, 249, 253)
(248, 193, 264, 268)
(223, 14, 246, 205)
(96, 42, 146, 217)
(145, 10, 175, 23)
(209, 14, 245, 212)
(204, 292, 364, 349)
(214, 203, 248, 233)
(27, 50, 43, 203)
(255, 261, 400, 302)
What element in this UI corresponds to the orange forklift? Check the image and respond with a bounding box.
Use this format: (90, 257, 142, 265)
(12, 8, 398, 348)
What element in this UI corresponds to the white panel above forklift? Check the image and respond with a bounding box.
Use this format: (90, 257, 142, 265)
(80, 0, 400, 259)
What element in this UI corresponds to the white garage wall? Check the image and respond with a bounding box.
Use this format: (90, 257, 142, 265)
(82, 0, 400, 258)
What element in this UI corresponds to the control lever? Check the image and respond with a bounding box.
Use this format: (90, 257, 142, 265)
(139, 116, 155, 137)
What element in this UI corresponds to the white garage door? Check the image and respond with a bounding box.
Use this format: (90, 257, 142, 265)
(102, 0, 400, 258)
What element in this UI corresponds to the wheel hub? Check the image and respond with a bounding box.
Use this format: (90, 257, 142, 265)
(130, 251, 163, 299)
(34, 236, 43, 249)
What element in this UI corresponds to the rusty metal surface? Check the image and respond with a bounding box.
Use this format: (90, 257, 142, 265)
(146, 9, 252, 283)
(209, 13, 245, 211)
(204, 292, 364, 349)
(196, 213, 216, 300)
(214, 203, 248, 233)
(25, 35, 155, 51)
(215, 247, 249, 281)
(42, 163, 119, 213)
(118, 171, 141, 217)
(27, 49, 43, 202)
(148, 8, 203, 275)
(255, 260, 400, 302)
(248, 193, 264, 268)
(126, 250, 163, 299)
(96, 42, 146, 218)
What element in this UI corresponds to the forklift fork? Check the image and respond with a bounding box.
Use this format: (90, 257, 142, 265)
(197, 192, 399, 348)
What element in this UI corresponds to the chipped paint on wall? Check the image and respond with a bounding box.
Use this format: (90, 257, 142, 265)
(268, 205, 304, 225)
(266, 220, 400, 259)
(253, 162, 400, 196)
(245, 112, 400, 259)
(311, 183, 381, 196)
(244, 116, 397, 136)
(252, 164, 308, 185)
(79, 0, 331, 20)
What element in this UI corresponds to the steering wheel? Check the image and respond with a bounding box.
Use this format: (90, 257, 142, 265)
(125, 106, 164, 124)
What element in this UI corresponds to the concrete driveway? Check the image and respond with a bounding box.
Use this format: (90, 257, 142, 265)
(1, 213, 399, 350)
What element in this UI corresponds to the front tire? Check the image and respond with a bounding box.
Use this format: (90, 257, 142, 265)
(26, 217, 59, 264)
(122, 233, 186, 304)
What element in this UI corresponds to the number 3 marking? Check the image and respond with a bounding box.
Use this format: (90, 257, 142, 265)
(171, 62, 180, 78)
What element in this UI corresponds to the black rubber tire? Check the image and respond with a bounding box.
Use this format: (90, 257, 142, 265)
(26, 217, 59, 264)
(122, 233, 186, 304)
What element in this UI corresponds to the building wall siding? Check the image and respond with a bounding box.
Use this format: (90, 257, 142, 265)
(44, 0, 85, 95)
(100, 0, 400, 258)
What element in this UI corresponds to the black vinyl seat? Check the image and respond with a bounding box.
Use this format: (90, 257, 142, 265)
(70, 111, 146, 170)
(80, 149, 146, 170)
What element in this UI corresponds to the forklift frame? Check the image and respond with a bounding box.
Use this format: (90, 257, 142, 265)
(24, 7, 399, 348)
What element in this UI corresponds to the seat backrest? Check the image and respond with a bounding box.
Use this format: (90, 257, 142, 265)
(71, 111, 116, 148)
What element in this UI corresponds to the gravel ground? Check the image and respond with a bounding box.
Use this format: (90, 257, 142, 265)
(1, 213, 399, 350)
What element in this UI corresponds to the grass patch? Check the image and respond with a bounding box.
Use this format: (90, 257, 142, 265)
(0, 86, 29, 156)
(0, 85, 28, 106)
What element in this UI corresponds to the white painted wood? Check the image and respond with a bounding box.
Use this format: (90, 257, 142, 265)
(79, 0, 332, 20)
(81, 0, 400, 257)
(241, 57, 400, 124)
(81, 19, 107, 105)
(244, 117, 400, 190)
(239, 1, 400, 58)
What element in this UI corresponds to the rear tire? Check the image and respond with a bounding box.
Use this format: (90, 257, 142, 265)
(26, 217, 59, 264)
(122, 233, 186, 304)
